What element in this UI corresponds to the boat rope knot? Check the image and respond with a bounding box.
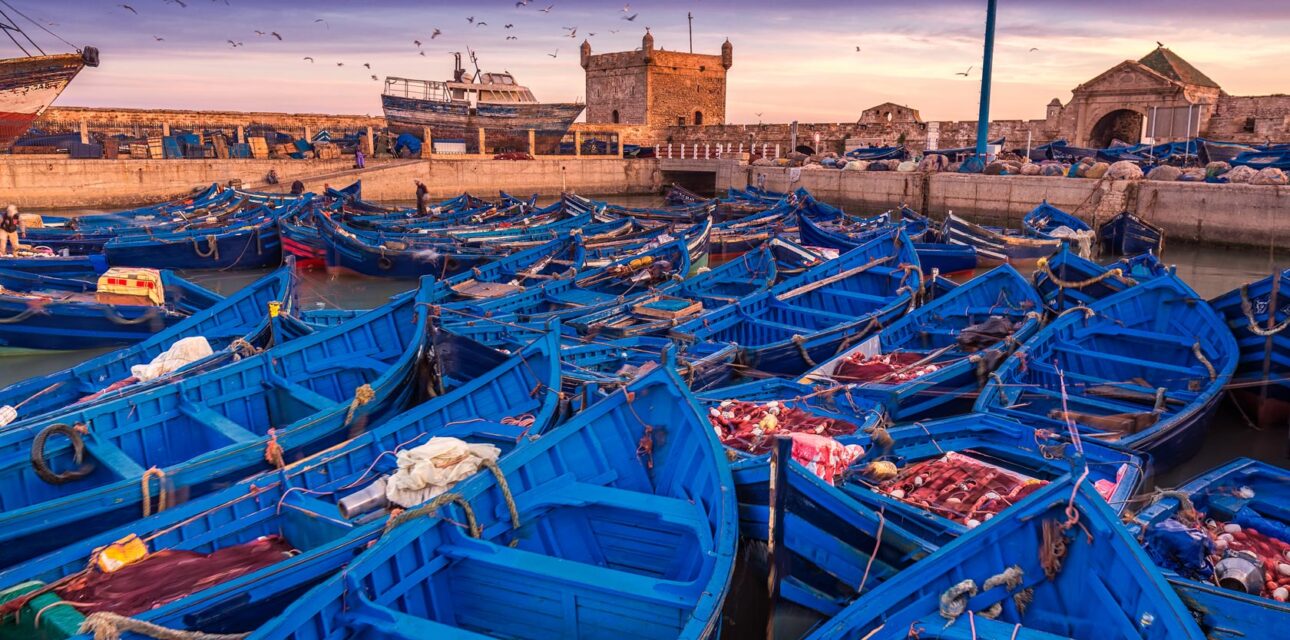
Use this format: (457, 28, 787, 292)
(1191, 343, 1216, 381)
(979, 565, 1031, 619)
(1056, 305, 1096, 321)
(938, 579, 977, 625)
(790, 334, 817, 367)
(1040, 518, 1070, 579)
(481, 459, 521, 547)
(78, 610, 249, 640)
(192, 234, 220, 261)
(264, 428, 285, 469)
(228, 338, 259, 358)
(1152, 489, 1200, 525)
(1238, 283, 1289, 336)
(342, 384, 376, 427)
(141, 466, 168, 517)
(383, 491, 480, 537)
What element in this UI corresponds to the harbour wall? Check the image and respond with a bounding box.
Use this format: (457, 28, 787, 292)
(0, 157, 662, 209)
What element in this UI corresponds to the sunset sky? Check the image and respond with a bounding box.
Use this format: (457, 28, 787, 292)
(11, 0, 1290, 123)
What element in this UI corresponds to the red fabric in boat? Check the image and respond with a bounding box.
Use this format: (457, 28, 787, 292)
(834, 352, 931, 383)
(57, 535, 295, 617)
(879, 452, 1048, 525)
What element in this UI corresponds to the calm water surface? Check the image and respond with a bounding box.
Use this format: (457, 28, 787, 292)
(3, 196, 1285, 489)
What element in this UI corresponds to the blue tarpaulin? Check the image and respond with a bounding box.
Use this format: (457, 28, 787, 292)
(393, 133, 422, 156)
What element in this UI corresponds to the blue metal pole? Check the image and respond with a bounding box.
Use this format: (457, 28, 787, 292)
(974, 0, 998, 162)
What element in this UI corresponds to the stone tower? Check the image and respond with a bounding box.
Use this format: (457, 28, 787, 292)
(581, 29, 731, 127)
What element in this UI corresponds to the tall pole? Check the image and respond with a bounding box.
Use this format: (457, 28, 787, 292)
(688, 12, 693, 53)
(973, 0, 998, 163)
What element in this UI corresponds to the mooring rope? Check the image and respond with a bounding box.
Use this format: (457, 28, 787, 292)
(1035, 257, 1131, 290)
(78, 611, 249, 640)
(141, 467, 168, 518)
(383, 491, 481, 537)
(192, 235, 219, 261)
(341, 383, 375, 428)
(481, 459, 521, 547)
(1239, 283, 1290, 336)
(1192, 343, 1217, 382)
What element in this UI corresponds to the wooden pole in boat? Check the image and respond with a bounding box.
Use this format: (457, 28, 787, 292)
(766, 435, 793, 640)
(528, 129, 536, 157)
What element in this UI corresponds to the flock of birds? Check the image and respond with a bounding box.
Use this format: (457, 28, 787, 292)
(115, 1, 649, 81)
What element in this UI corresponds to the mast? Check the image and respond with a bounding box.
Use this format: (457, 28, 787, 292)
(971, 0, 998, 169)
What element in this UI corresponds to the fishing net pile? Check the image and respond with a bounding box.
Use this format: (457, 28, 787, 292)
(863, 452, 1049, 527)
(833, 352, 939, 384)
(707, 400, 865, 483)
(1143, 496, 1290, 602)
(956, 316, 1021, 350)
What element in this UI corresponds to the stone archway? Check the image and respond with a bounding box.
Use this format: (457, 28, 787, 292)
(1089, 109, 1145, 148)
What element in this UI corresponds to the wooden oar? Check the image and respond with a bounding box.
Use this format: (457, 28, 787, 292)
(775, 255, 893, 301)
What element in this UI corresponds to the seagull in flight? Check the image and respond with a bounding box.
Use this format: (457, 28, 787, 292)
(622, 3, 631, 12)
(1029, 47, 1039, 52)
(477, 21, 488, 27)
(153, 35, 165, 41)
(467, 16, 474, 23)
(163, 0, 187, 6)
(303, 56, 315, 63)
(516, 0, 530, 6)
(226, 40, 243, 47)
(622, 13, 638, 21)
(363, 63, 371, 68)
(371, 75, 379, 81)
(505, 24, 514, 28)
(419, 51, 427, 56)
(117, 4, 137, 14)
(955, 66, 973, 76)
(314, 18, 329, 29)
(506, 36, 518, 40)
(336, 62, 344, 67)
(855, 46, 861, 52)
(271, 32, 283, 40)
(547, 48, 559, 58)
(414, 39, 422, 46)
(254, 30, 266, 35)
(431, 28, 441, 39)
(541, 5, 554, 13)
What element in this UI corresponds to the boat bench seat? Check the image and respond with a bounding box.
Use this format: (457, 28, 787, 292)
(180, 403, 261, 443)
(339, 596, 495, 640)
(1088, 325, 1195, 350)
(85, 440, 147, 478)
(263, 375, 340, 413)
(801, 289, 887, 306)
(1051, 346, 1202, 378)
(520, 481, 713, 544)
(1019, 386, 1165, 417)
(748, 319, 814, 337)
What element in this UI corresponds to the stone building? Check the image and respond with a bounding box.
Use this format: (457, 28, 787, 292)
(580, 30, 732, 128)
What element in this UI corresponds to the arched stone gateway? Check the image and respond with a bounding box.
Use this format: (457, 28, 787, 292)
(1089, 109, 1145, 148)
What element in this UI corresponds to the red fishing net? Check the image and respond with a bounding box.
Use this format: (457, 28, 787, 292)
(708, 400, 865, 484)
(873, 452, 1048, 527)
(1207, 521, 1290, 599)
(833, 352, 939, 384)
(57, 535, 295, 617)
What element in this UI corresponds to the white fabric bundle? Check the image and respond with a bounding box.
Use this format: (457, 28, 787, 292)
(385, 437, 502, 508)
(130, 336, 214, 381)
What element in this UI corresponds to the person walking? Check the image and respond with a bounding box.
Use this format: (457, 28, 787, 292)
(355, 148, 366, 169)
(415, 180, 429, 216)
(0, 205, 24, 256)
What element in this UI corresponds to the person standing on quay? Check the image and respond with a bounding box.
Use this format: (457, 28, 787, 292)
(415, 180, 429, 216)
(0, 205, 24, 256)
(355, 148, 365, 169)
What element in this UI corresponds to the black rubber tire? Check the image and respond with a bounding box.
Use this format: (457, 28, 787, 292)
(31, 423, 95, 484)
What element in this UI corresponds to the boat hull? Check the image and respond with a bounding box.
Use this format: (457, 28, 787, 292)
(1098, 211, 1164, 256)
(0, 53, 86, 148)
(381, 95, 585, 153)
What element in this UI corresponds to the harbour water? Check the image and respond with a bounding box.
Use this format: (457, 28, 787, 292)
(2, 196, 1285, 492)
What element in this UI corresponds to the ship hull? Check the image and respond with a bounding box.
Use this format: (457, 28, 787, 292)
(382, 94, 585, 153)
(0, 53, 86, 148)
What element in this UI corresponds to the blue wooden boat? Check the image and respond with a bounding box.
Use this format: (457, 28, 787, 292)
(976, 274, 1238, 471)
(1130, 458, 1290, 640)
(835, 413, 1144, 547)
(0, 269, 223, 352)
(798, 208, 976, 275)
(672, 229, 920, 376)
(0, 328, 562, 638)
(1099, 210, 1164, 256)
(0, 280, 434, 567)
(425, 234, 587, 302)
(570, 245, 778, 338)
(0, 253, 107, 277)
(727, 442, 936, 626)
(245, 362, 737, 640)
(0, 263, 297, 426)
(1021, 200, 1095, 257)
(942, 211, 1062, 265)
(103, 211, 284, 270)
(316, 210, 497, 278)
(1208, 269, 1290, 428)
(1032, 246, 1169, 313)
(801, 264, 1043, 420)
(804, 474, 1205, 639)
(559, 337, 740, 400)
(32, 184, 229, 231)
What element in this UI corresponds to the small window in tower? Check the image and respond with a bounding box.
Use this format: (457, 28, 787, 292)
(611, 110, 620, 124)
(886, 112, 893, 122)
(678, 116, 685, 126)
(1244, 117, 1256, 133)
(694, 111, 704, 125)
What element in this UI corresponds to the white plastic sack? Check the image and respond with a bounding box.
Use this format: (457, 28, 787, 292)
(0, 405, 15, 427)
(385, 437, 502, 508)
(130, 336, 214, 381)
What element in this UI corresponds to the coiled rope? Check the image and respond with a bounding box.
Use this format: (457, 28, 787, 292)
(78, 611, 248, 640)
(1239, 283, 1290, 336)
(141, 467, 168, 517)
(192, 235, 219, 261)
(383, 491, 480, 537)
(1035, 257, 1131, 290)
(341, 383, 375, 427)
(1192, 343, 1217, 382)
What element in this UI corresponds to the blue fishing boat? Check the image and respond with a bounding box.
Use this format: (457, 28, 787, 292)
(942, 211, 1063, 265)
(836, 413, 1143, 547)
(1021, 200, 1095, 257)
(245, 363, 738, 640)
(1032, 246, 1169, 313)
(0, 252, 107, 277)
(103, 211, 284, 270)
(0, 281, 434, 567)
(316, 210, 497, 278)
(804, 474, 1205, 639)
(672, 229, 920, 376)
(1130, 458, 1290, 640)
(1209, 269, 1290, 428)
(559, 337, 740, 402)
(1099, 210, 1164, 256)
(0, 263, 296, 426)
(571, 245, 778, 338)
(727, 441, 936, 625)
(0, 268, 223, 352)
(976, 274, 1238, 471)
(801, 264, 1043, 419)
(0, 328, 562, 638)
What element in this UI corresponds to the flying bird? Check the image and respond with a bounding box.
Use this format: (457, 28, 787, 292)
(547, 49, 558, 58)
(1029, 47, 1039, 52)
(153, 35, 165, 41)
(419, 51, 426, 56)
(117, 4, 137, 14)
(587, 32, 596, 36)
(1156, 40, 1164, 47)
(505, 24, 514, 28)
(336, 62, 344, 67)
(271, 32, 283, 40)
(506, 36, 518, 40)
(609, 29, 620, 34)
(955, 66, 973, 76)
(226, 40, 243, 47)
(431, 28, 441, 38)
(622, 13, 638, 21)
(371, 75, 379, 81)
(516, 0, 530, 6)
(467, 16, 474, 23)
(414, 39, 422, 46)
(254, 30, 266, 35)
(163, 0, 187, 6)
(303, 56, 314, 63)
(363, 62, 371, 68)
(541, 5, 554, 13)
(855, 46, 861, 52)
(315, 18, 329, 29)
(477, 21, 488, 27)
(622, 3, 631, 12)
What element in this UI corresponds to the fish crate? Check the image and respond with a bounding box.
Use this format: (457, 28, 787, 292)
(314, 143, 341, 160)
(630, 296, 703, 321)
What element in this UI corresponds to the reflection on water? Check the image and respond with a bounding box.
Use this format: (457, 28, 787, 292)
(2, 198, 1284, 490)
